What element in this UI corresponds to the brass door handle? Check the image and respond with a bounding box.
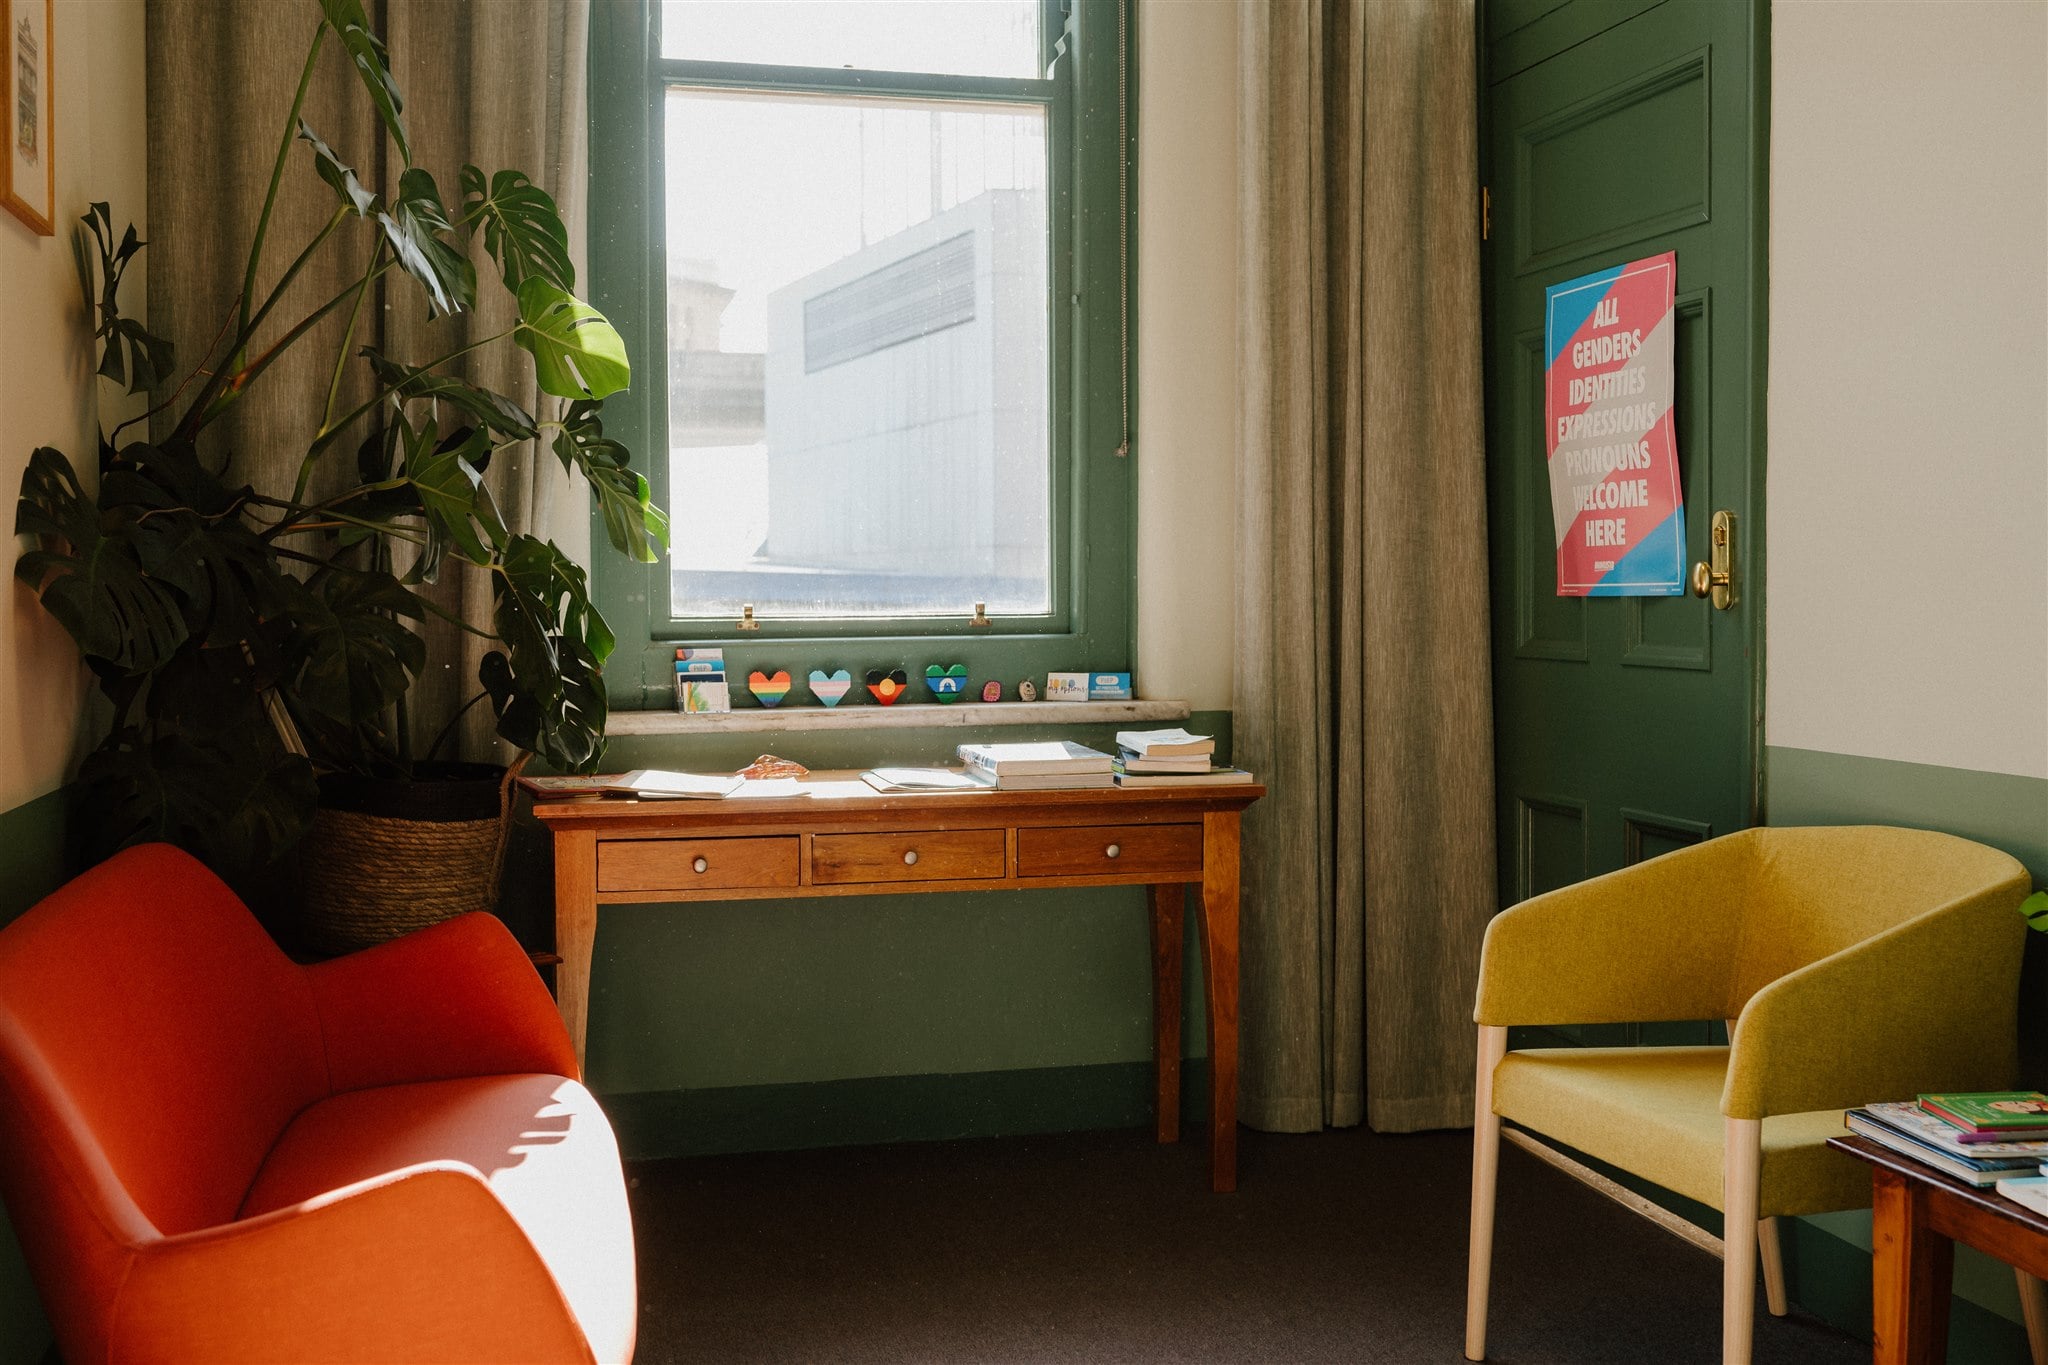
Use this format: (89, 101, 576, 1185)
(1690, 509, 1736, 610)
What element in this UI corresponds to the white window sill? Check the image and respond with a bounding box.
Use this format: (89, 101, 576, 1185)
(606, 698, 1192, 736)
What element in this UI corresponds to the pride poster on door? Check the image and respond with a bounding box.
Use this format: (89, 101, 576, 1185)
(1543, 251, 1684, 596)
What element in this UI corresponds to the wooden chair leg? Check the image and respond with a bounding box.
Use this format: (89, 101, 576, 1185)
(1465, 1025, 1507, 1362)
(2016, 1268, 2048, 1365)
(1758, 1216, 1788, 1316)
(1723, 1117, 1763, 1365)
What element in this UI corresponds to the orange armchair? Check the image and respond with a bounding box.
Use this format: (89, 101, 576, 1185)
(0, 844, 635, 1364)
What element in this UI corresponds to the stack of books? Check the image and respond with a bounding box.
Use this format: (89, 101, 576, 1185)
(1111, 728, 1252, 788)
(1845, 1092, 2048, 1197)
(956, 741, 1116, 790)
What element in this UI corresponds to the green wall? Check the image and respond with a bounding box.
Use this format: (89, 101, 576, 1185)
(1765, 743, 2048, 1363)
(0, 787, 69, 1365)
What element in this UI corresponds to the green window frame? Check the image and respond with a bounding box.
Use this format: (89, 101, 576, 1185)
(588, 0, 1136, 710)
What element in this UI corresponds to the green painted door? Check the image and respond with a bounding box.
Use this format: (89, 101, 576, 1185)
(1482, 0, 1766, 908)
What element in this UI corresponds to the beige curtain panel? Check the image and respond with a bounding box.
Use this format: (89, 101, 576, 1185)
(1235, 0, 1497, 1133)
(146, 0, 592, 762)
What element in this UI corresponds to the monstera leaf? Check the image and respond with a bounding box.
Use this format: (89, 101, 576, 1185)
(378, 168, 475, 318)
(397, 417, 500, 568)
(482, 534, 612, 773)
(514, 278, 630, 400)
(14, 447, 191, 673)
(101, 454, 293, 653)
(362, 349, 537, 439)
(460, 165, 574, 291)
(319, 0, 409, 164)
(279, 567, 426, 770)
(298, 120, 376, 216)
(77, 204, 173, 396)
(77, 725, 319, 877)
(553, 400, 666, 563)
(287, 568, 425, 723)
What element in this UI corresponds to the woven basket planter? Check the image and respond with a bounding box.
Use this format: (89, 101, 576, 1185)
(298, 761, 511, 955)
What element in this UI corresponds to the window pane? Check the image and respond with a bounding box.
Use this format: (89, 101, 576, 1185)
(663, 89, 1053, 621)
(662, 1, 1041, 80)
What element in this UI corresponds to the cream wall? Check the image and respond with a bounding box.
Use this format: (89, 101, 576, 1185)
(0, 0, 148, 814)
(1133, 0, 1236, 711)
(1766, 0, 2048, 781)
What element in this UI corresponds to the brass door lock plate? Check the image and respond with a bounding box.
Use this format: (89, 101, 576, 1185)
(1689, 510, 1736, 610)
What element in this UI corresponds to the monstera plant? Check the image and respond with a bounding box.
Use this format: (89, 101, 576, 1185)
(13, 0, 665, 881)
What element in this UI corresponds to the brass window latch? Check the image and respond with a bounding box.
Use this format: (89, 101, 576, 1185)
(1689, 510, 1736, 610)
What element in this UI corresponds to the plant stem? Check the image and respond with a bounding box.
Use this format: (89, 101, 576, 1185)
(410, 592, 497, 638)
(109, 298, 244, 446)
(321, 235, 387, 432)
(423, 690, 492, 764)
(297, 324, 516, 480)
(239, 25, 329, 346)
(240, 204, 350, 352)
(190, 259, 403, 439)
(262, 509, 430, 545)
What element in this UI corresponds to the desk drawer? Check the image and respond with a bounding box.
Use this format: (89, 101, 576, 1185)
(811, 829, 1005, 884)
(1016, 823, 1203, 879)
(598, 837, 800, 892)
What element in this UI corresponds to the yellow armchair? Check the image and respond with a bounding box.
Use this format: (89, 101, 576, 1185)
(1463, 825, 2030, 1365)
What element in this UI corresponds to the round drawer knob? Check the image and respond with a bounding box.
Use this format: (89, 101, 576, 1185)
(903, 849, 919, 866)
(692, 857, 708, 874)
(1105, 843, 1121, 859)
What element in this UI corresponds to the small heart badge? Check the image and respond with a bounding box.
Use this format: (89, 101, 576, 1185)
(748, 670, 792, 708)
(808, 668, 853, 707)
(865, 667, 909, 706)
(925, 663, 969, 702)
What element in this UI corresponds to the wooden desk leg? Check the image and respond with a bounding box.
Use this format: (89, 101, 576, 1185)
(553, 829, 599, 1076)
(1872, 1166, 1954, 1365)
(1197, 812, 1241, 1193)
(1148, 883, 1186, 1144)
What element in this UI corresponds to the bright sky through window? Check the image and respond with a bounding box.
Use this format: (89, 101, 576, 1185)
(661, 81, 1052, 620)
(661, 0, 1040, 79)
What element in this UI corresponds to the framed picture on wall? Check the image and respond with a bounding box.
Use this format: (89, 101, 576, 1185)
(2, 0, 54, 235)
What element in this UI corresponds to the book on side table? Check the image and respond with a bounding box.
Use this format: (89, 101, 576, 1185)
(1845, 1100, 2048, 1187)
(1919, 1091, 2048, 1141)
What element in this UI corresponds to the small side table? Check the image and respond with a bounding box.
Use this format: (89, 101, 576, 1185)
(1829, 1133, 2048, 1364)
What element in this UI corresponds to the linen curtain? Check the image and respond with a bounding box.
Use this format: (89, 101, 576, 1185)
(146, 0, 592, 761)
(1235, 0, 1497, 1133)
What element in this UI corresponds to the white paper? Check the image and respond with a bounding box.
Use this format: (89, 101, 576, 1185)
(730, 777, 805, 799)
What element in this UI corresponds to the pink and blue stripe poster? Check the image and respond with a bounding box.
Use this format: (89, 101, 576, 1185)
(1543, 251, 1684, 596)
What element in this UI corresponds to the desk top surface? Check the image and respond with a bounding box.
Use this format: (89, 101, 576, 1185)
(531, 769, 1265, 828)
(1829, 1133, 2048, 1237)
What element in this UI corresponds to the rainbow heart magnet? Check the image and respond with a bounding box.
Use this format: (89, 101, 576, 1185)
(925, 663, 969, 702)
(865, 667, 909, 706)
(808, 669, 853, 707)
(747, 670, 792, 708)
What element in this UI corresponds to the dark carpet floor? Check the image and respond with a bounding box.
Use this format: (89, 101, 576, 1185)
(627, 1124, 1868, 1364)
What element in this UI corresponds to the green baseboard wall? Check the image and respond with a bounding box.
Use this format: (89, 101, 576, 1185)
(1766, 745, 2048, 879)
(0, 786, 69, 1365)
(605, 1058, 1212, 1162)
(1766, 743, 2048, 1362)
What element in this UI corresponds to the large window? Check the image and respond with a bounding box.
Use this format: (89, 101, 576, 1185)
(591, 0, 1132, 707)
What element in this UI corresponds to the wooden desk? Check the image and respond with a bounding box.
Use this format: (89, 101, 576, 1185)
(533, 774, 1265, 1192)
(1829, 1134, 2048, 1363)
